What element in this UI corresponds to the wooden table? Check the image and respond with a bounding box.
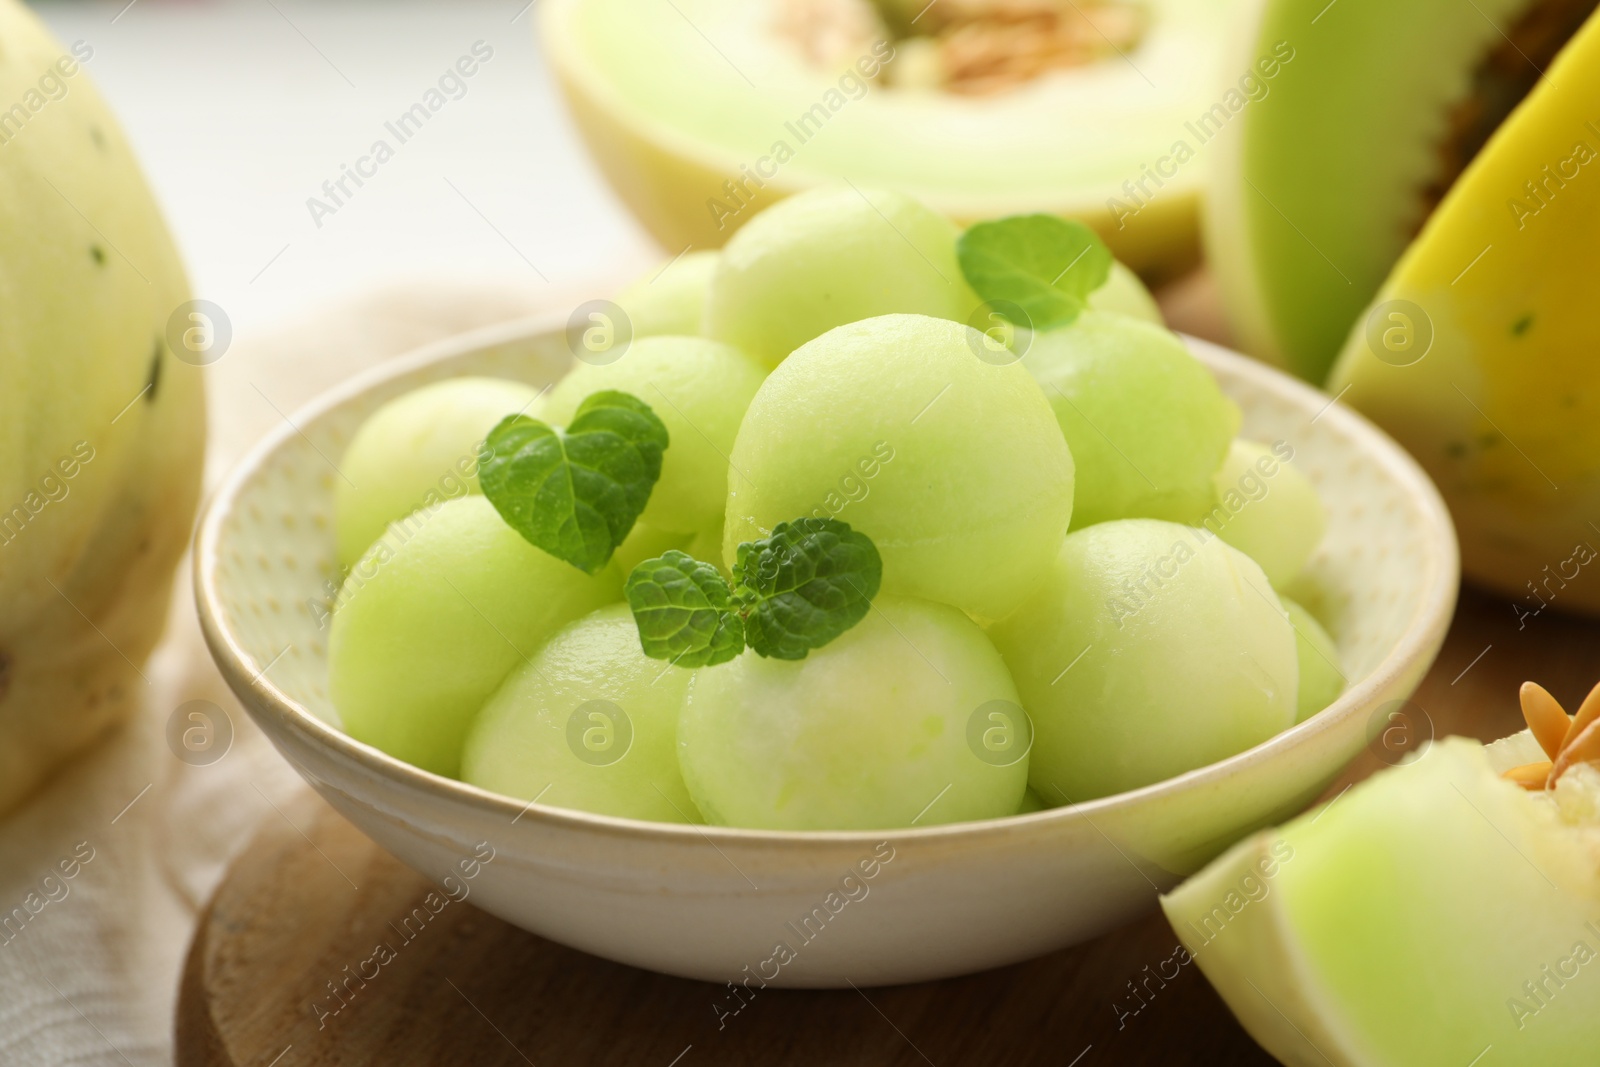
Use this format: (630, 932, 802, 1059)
(174, 582, 1595, 1066)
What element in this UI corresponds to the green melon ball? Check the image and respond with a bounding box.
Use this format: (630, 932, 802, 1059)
(1016, 788, 1048, 814)
(683, 521, 726, 575)
(1204, 439, 1327, 588)
(1088, 261, 1163, 324)
(703, 187, 979, 366)
(543, 335, 767, 535)
(329, 496, 620, 777)
(724, 314, 1074, 622)
(335, 377, 542, 569)
(616, 250, 720, 337)
(612, 521, 693, 576)
(989, 519, 1298, 802)
(1022, 311, 1239, 530)
(461, 604, 698, 822)
(679, 596, 1028, 830)
(1281, 596, 1344, 723)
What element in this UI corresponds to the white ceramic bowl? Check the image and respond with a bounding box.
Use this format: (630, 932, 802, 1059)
(195, 317, 1458, 987)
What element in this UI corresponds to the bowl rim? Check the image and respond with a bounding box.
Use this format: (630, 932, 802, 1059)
(194, 313, 1460, 848)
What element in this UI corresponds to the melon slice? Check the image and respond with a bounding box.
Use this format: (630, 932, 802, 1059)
(1207, 0, 1595, 381)
(1162, 736, 1600, 1065)
(1326, 9, 1600, 609)
(543, 0, 1249, 278)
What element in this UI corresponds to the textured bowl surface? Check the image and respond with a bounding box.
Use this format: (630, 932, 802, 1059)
(195, 317, 1458, 987)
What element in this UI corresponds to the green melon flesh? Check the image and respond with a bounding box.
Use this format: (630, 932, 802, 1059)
(616, 250, 720, 337)
(542, 335, 768, 534)
(989, 519, 1297, 801)
(723, 313, 1075, 622)
(677, 595, 1027, 830)
(462, 604, 700, 823)
(335, 377, 542, 569)
(703, 186, 976, 367)
(1021, 311, 1239, 529)
(1207, 0, 1552, 380)
(1163, 739, 1600, 1065)
(1280, 596, 1342, 723)
(329, 497, 620, 777)
(1090, 260, 1164, 324)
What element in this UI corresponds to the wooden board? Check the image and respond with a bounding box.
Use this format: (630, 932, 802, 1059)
(175, 583, 1598, 1066)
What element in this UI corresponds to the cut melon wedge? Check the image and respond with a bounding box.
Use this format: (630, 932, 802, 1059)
(1163, 738, 1600, 1066)
(1205, 0, 1583, 380)
(1327, 10, 1600, 610)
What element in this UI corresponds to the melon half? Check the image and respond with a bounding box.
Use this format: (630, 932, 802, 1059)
(543, 0, 1250, 278)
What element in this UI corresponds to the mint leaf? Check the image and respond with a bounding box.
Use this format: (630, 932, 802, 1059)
(958, 215, 1113, 331)
(732, 517, 882, 661)
(479, 390, 668, 574)
(624, 551, 744, 667)
(624, 518, 882, 666)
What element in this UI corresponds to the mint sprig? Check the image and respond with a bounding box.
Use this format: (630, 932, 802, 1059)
(733, 518, 881, 660)
(479, 390, 668, 574)
(625, 517, 883, 665)
(958, 214, 1113, 331)
(625, 551, 745, 668)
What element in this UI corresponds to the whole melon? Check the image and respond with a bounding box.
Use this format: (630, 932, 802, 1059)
(0, 1, 205, 812)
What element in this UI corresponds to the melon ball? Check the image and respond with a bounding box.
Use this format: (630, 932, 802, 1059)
(683, 521, 727, 576)
(329, 496, 620, 777)
(1016, 788, 1048, 814)
(678, 596, 1028, 830)
(703, 187, 979, 366)
(989, 519, 1298, 801)
(335, 377, 542, 568)
(462, 605, 698, 822)
(1205, 439, 1327, 587)
(612, 521, 693, 576)
(1282, 596, 1345, 723)
(1022, 311, 1239, 530)
(616, 250, 720, 337)
(1088, 261, 1163, 324)
(724, 314, 1075, 622)
(543, 336, 767, 535)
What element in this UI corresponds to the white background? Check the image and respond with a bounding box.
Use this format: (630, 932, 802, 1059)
(34, 0, 661, 341)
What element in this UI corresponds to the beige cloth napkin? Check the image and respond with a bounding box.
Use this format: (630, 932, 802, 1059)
(0, 281, 581, 1065)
